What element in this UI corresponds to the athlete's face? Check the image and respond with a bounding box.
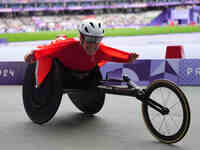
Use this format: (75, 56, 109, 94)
(82, 41, 100, 55)
(80, 35, 102, 56)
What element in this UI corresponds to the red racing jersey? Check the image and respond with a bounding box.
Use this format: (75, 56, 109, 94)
(33, 38, 132, 86)
(34, 38, 132, 71)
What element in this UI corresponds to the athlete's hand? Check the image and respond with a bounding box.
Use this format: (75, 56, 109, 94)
(129, 52, 139, 63)
(24, 51, 35, 64)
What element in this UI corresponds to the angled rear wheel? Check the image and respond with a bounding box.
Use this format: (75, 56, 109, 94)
(23, 61, 62, 124)
(67, 88, 105, 114)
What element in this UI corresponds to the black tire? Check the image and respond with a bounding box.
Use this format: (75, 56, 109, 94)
(23, 61, 62, 124)
(68, 88, 105, 114)
(142, 80, 190, 144)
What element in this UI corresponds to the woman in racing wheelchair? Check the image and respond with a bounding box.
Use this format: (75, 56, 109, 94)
(23, 19, 139, 124)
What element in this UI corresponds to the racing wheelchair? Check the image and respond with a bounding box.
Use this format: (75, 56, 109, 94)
(23, 60, 190, 144)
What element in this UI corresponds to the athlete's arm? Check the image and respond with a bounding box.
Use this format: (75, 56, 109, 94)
(24, 39, 75, 63)
(34, 40, 73, 60)
(99, 44, 139, 63)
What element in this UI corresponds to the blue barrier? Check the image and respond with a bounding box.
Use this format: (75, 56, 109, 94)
(0, 59, 200, 85)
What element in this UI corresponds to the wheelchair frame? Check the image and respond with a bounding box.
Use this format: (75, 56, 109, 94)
(63, 73, 170, 116)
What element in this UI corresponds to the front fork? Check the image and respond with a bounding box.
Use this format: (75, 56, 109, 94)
(99, 75, 170, 115)
(135, 91, 169, 115)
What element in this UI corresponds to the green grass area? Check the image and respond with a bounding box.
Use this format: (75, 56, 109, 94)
(1, 25, 200, 42)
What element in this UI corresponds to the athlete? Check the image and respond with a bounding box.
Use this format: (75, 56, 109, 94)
(24, 19, 139, 89)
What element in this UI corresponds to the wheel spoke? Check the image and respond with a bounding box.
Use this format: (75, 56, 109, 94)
(164, 119, 171, 135)
(168, 102, 180, 110)
(169, 114, 180, 129)
(163, 90, 171, 106)
(169, 112, 183, 117)
(158, 116, 166, 133)
(150, 111, 161, 121)
(158, 88, 172, 107)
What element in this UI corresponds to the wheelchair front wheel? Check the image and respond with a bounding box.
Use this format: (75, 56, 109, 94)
(142, 80, 190, 144)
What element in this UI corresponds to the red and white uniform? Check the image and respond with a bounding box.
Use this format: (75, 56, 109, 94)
(33, 38, 132, 86)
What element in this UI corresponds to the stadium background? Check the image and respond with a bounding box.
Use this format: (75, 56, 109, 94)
(0, 0, 200, 85)
(0, 0, 200, 33)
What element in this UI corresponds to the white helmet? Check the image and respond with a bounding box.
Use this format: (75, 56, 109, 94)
(78, 19, 104, 37)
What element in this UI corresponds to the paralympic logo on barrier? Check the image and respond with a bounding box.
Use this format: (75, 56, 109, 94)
(0, 68, 15, 77)
(186, 67, 200, 76)
(0, 62, 27, 85)
(179, 59, 200, 85)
